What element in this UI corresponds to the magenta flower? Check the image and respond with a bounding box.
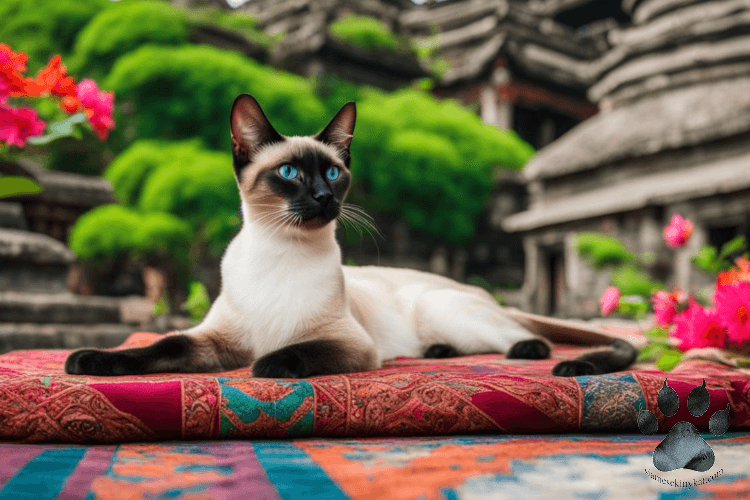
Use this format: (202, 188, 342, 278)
(663, 214, 694, 248)
(77, 79, 114, 140)
(671, 301, 727, 350)
(0, 101, 45, 147)
(600, 286, 620, 316)
(651, 289, 687, 326)
(714, 281, 750, 349)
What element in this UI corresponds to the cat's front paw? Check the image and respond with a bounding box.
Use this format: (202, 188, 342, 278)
(252, 349, 308, 378)
(552, 360, 600, 377)
(507, 339, 550, 360)
(65, 349, 136, 376)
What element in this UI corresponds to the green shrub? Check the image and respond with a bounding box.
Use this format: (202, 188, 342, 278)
(105, 45, 327, 150)
(70, 1, 189, 78)
(0, 0, 107, 72)
(612, 265, 663, 298)
(137, 147, 238, 225)
(69, 205, 140, 263)
(328, 15, 404, 53)
(104, 139, 206, 207)
(182, 281, 210, 324)
(69, 204, 192, 265)
(133, 212, 192, 264)
(576, 232, 637, 269)
(351, 89, 534, 244)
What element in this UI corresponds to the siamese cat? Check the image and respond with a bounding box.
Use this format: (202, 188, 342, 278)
(65, 95, 637, 379)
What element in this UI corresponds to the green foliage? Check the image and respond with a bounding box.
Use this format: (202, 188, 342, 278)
(0, 176, 43, 198)
(105, 45, 327, 150)
(637, 327, 684, 370)
(617, 295, 648, 320)
(104, 139, 206, 207)
(70, 1, 189, 78)
(183, 8, 274, 49)
(153, 296, 169, 317)
(133, 212, 192, 263)
(137, 147, 238, 226)
(655, 347, 684, 371)
(692, 236, 748, 274)
(69, 205, 141, 263)
(352, 89, 534, 244)
(467, 275, 494, 292)
(69, 204, 191, 265)
(182, 281, 210, 324)
(0, 0, 107, 72)
(576, 232, 637, 269)
(329, 15, 404, 53)
(612, 265, 663, 298)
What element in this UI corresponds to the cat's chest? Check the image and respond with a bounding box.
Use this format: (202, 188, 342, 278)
(220, 231, 340, 344)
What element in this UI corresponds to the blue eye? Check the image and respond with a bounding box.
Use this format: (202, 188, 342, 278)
(326, 166, 340, 181)
(278, 165, 298, 180)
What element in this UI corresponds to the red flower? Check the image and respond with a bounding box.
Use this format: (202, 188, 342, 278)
(0, 101, 46, 147)
(600, 286, 620, 316)
(671, 301, 727, 350)
(663, 214, 694, 248)
(0, 43, 30, 98)
(714, 280, 750, 349)
(33, 55, 77, 99)
(717, 257, 750, 287)
(77, 79, 114, 140)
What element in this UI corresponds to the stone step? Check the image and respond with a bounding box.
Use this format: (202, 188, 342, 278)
(0, 229, 73, 293)
(0, 322, 139, 354)
(0, 292, 122, 324)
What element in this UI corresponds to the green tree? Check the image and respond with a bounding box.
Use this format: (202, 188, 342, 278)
(70, 0, 189, 79)
(0, 0, 107, 72)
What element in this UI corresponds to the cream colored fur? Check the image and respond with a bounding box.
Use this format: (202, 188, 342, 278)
(184, 206, 538, 369)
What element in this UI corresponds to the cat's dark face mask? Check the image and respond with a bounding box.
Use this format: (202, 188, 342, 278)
(229, 94, 356, 232)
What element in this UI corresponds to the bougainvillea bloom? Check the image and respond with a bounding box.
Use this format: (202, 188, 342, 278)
(33, 55, 77, 98)
(600, 286, 620, 316)
(671, 302, 727, 350)
(0, 43, 29, 98)
(714, 280, 750, 348)
(651, 289, 686, 326)
(663, 214, 694, 248)
(0, 102, 45, 147)
(77, 79, 114, 140)
(717, 257, 750, 287)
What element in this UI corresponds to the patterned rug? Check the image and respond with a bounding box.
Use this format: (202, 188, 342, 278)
(2, 434, 750, 499)
(1, 332, 750, 442)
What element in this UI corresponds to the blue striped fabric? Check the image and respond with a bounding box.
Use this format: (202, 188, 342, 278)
(252, 442, 350, 500)
(0, 447, 87, 500)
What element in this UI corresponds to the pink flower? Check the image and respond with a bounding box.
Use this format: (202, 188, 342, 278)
(77, 79, 114, 140)
(671, 301, 727, 350)
(651, 289, 687, 326)
(600, 286, 620, 316)
(0, 102, 45, 147)
(714, 281, 750, 349)
(663, 214, 694, 248)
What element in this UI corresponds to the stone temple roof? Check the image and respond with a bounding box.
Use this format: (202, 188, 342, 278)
(521, 76, 750, 181)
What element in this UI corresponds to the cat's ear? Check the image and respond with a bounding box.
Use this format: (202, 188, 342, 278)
(315, 102, 356, 151)
(230, 94, 284, 169)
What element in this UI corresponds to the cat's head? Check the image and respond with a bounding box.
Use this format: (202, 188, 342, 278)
(229, 94, 355, 236)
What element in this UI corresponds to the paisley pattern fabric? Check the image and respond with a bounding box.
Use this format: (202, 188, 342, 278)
(2, 434, 750, 499)
(2, 332, 750, 443)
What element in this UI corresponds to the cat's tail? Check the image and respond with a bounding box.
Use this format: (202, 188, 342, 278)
(500, 307, 641, 376)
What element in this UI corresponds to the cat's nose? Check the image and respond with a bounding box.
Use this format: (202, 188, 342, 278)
(313, 191, 333, 207)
